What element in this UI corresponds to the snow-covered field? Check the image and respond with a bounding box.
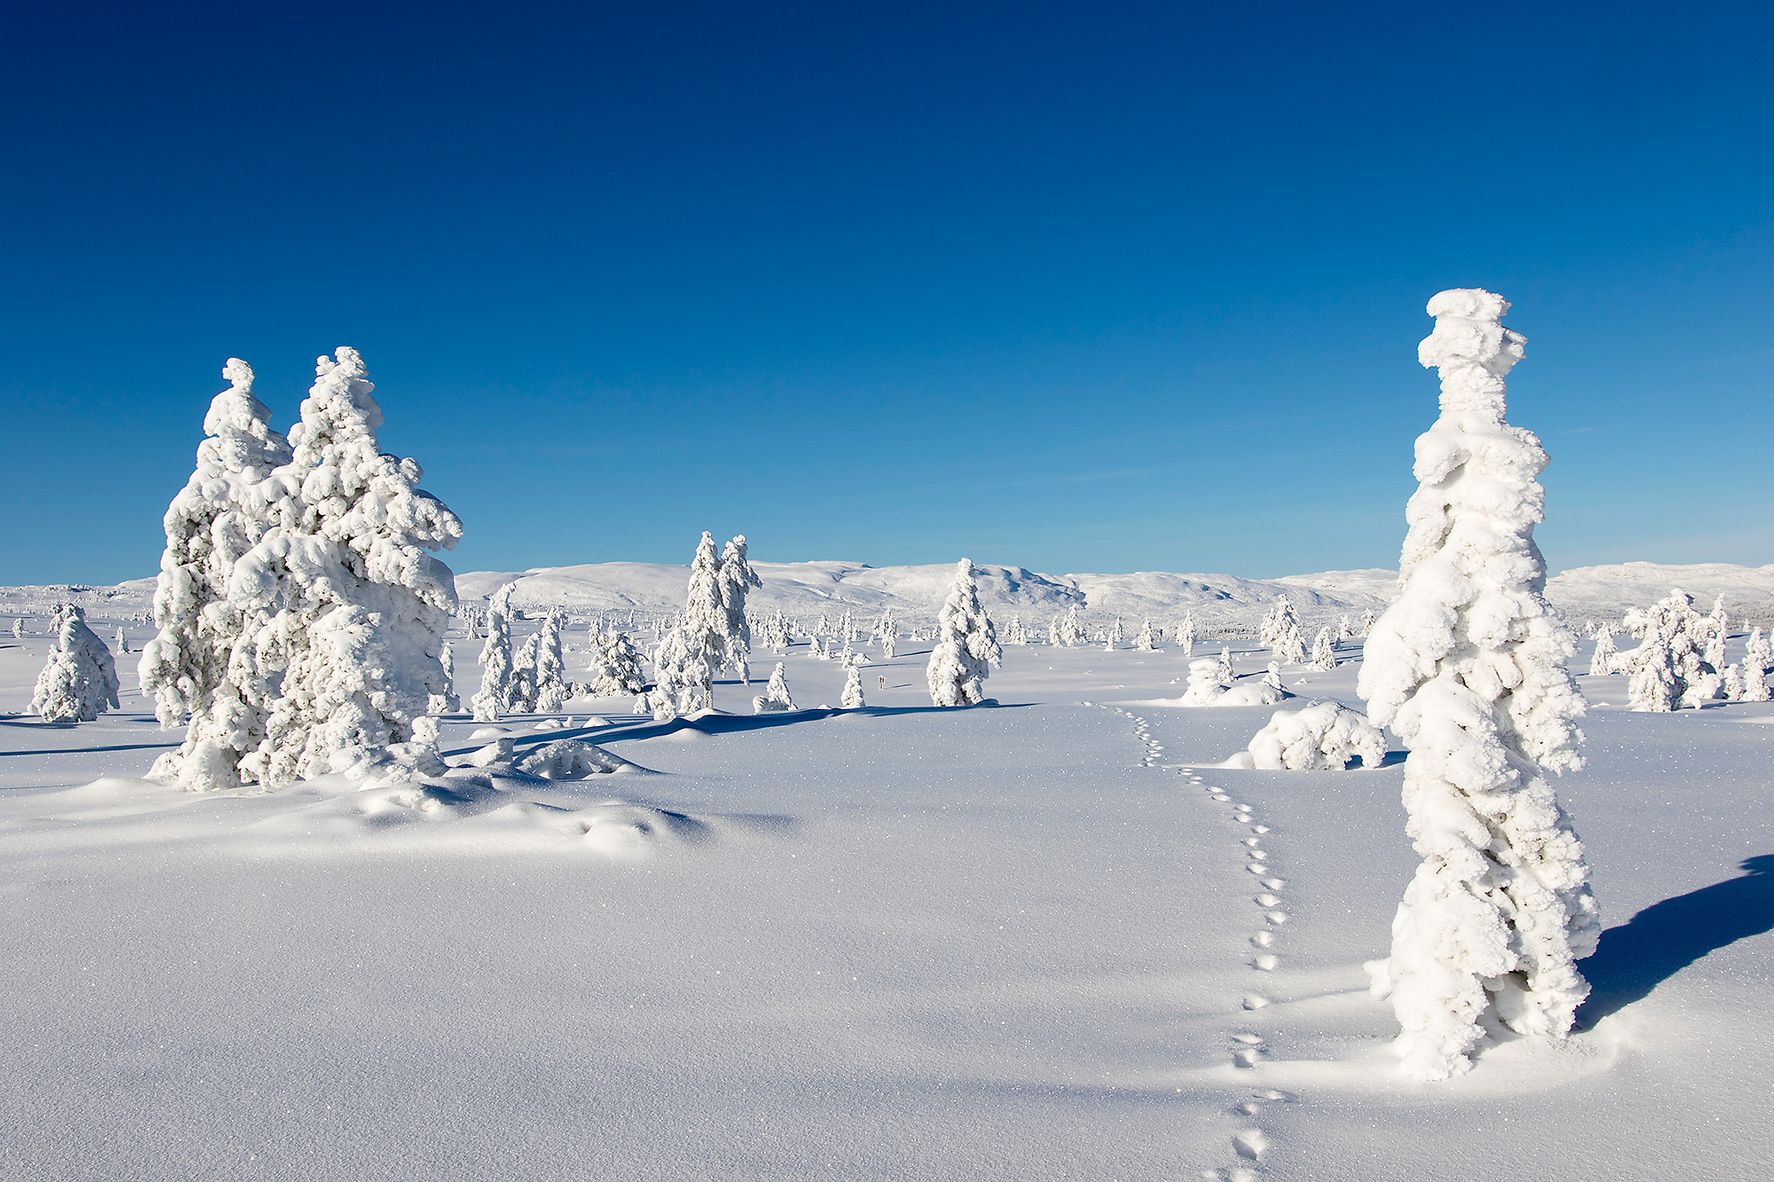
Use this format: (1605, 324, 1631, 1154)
(3, 617, 1770, 1180)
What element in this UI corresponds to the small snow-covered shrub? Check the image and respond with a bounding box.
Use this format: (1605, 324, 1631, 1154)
(515, 738, 626, 780)
(1180, 658, 1288, 707)
(1229, 701, 1386, 770)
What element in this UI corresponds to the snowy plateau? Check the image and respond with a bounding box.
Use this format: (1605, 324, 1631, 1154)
(2, 557, 1772, 1180)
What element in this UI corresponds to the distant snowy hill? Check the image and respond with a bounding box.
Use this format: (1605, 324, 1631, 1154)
(6, 560, 1772, 628)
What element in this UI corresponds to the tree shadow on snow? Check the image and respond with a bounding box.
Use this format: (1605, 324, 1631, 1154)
(443, 701, 1031, 758)
(1577, 855, 1774, 1029)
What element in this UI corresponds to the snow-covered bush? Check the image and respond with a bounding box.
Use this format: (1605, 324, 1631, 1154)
(32, 605, 120, 723)
(1228, 701, 1386, 770)
(231, 348, 463, 782)
(138, 358, 292, 788)
(926, 559, 1001, 707)
(1180, 657, 1286, 708)
(1357, 289, 1597, 1081)
(514, 737, 625, 779)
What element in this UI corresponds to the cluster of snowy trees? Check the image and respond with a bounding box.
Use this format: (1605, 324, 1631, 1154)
(1358, 289, 1597, 1081)
(138, 352, 461, 790)
(1259, 598, 1308, 665)
(647, 532, 762, 719)
(1593, 592, 1770, 709)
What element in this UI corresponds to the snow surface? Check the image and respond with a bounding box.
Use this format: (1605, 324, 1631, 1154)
(2, 613, 1771, 1179)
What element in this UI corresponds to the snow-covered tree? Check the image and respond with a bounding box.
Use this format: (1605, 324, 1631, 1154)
(1180, 658, 1225, 705)
(10, 618, 23, 639)
(718, 534, 763, 682)
(1359, 609, 1377, 637)
(32, 605, 120, 723)
(1055, 604, 1084, 648)
(471, 583, 516, 722)
(138, 358, 293, 789)
(1622, 590, 1713, 710)
(1627, 635, 1678, 712)
(231, 348, 463, 782)
(1105, 615, 1125, 650)
(1740, 628, 1772, 703)
(588, 628, 647, 697)
(1175, 610, 1197, 657)
(1216, 646, 1235, 688)
(1134, 617, 1156, 651)
(1337, 614, 1354, 642)
(531, 608, 571, 712)
(1589, 628, 1617, 677)
(1309, 627, 1336, 671)
(841, 662, 865, 709)
(435, 640, 461, 714)
(752, 662, 796, 713)
(1357, 289, 1597, 1081)
(926, 559, 1001, 707)
(1266, 597, 1307, 665)
(1263, 661, 1284, 691)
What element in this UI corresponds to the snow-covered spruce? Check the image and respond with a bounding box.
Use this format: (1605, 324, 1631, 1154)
(1265, 597, 1307, 665)
(1741, 628, 1772, 703)
(531, 608, 571, 712)
(32, 605, 120, 724)
(588, 628, 647, 697)
(841, 662, 866, 709)
(926, 559, 1001, 707)
(1309, 626, 1336, 671)
(1357, 289, 1597, 1081)
(471, 583, 516, 722)
(752, 662, 797, 714)
(230, 348, 463, 782)
(1589, 628, 1617, 677)
(138, 358, 292, 789)
(1228, 701, 1386, 770)
(718, 535, 762, 682)
(651, 532, 727, 717)
(434, 640, 461, 714)
(1175, 609, 1197, 657)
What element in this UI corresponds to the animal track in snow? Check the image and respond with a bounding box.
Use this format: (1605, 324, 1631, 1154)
(1232, 1129, 1269, 1162)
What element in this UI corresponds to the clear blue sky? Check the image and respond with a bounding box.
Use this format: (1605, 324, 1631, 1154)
(3, 1, 1770, 585)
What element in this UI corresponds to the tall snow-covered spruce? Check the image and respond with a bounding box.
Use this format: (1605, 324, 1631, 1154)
(233, 348, 463, 781)
(926, 559, 1001, 707)
(1357, 290, 1598, 1081)
(139, 359, 293, 788)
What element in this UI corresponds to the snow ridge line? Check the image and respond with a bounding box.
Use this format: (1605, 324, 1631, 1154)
(1093, 703, 1295, 1182)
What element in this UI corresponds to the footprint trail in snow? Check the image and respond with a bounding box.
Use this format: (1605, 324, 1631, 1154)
(1096, 703, 1295, 1181)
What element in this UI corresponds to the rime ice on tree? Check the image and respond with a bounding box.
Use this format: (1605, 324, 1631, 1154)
(1357, 290, 1598, 1081)
(138, 359, 293, 789)
(926, 559, 1001, 707)
(32, 605, 120, 724)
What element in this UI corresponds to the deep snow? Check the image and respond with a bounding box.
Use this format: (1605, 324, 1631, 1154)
(0, 615, 1770, 1179)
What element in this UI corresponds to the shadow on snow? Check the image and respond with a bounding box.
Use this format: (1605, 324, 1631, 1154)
(1578, 854, 1774, 1029)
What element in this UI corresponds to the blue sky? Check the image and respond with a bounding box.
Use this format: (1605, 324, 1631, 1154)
(3, 1, 1770, 584)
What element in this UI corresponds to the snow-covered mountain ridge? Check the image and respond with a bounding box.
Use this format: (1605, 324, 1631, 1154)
(10, 560, 1771, 628)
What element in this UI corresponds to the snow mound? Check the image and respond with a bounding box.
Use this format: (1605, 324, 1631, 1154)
(1225, 701, 1387, 769)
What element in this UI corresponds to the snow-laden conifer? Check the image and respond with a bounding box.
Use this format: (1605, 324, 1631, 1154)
(1309, 627, 1336, 671)
(232, 348, 462, 781)
(926, 559, 1001, 707)
(1267, 598, 1307, 665)
(588, 628, 647, 697)
(1216, 646, 1235, 688)
(752, 662, 797, 713)
(531, 608, 571, 712)
(138, 358, 293, 789)
(1357, 290, 1596, 1081)
(32, 605, 120, 724)
(434, 641, 461, 714)
(1589, 629, 1617, 677)
(1055, 604, 1084, 648)
(841, 662, 865, 709)
(1175, 610, 1197, 657)
(1134, 618, 1156, 651)
(1739, 628, 1772, 703)
(471, 583, 516, 722)
(718, 535, 762, 682)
